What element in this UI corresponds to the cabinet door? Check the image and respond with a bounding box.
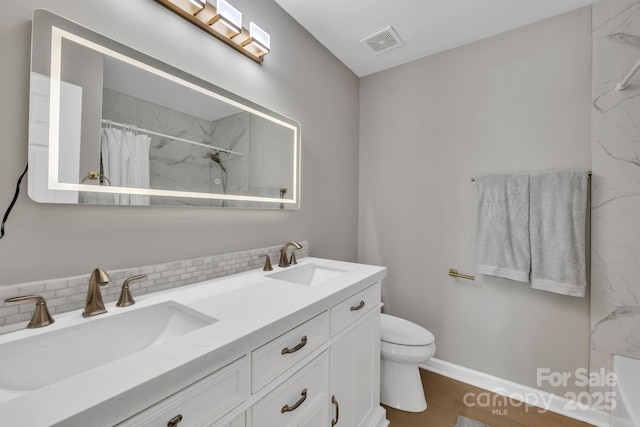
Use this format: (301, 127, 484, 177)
(329, 310, 380, 427)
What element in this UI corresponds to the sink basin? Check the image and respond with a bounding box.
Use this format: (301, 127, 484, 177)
(0, 301, 216, 393)
(267, 263, 348, 286)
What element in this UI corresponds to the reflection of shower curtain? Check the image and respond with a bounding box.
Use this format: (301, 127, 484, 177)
(101, 127, 151, 205)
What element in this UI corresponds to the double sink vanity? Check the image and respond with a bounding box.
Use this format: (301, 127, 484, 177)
(0, 256, 388, 427)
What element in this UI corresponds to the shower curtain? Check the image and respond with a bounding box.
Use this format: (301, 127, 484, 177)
(101, 127, 151, 205)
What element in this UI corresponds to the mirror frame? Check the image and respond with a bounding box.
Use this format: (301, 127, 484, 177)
(29, 9, 301, 209)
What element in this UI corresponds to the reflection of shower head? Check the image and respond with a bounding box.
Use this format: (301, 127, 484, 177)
(203, 151, 227, 173)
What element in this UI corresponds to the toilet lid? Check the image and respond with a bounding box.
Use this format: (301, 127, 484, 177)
(380, 313, 435, 346)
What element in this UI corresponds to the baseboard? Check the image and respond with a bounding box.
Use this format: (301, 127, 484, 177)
(421, 358, 610, 427)
(370, 406, 390, 427)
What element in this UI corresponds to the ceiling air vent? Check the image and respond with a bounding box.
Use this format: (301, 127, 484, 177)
(360, 26, 404, 55)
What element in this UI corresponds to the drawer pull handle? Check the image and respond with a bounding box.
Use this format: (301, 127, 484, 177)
(281, 335, 307, 355)
(350, 300, 365, 311)
(281, 388, 308, 413)
(167, 414, 183, 427)
(331, 395, 340, 426)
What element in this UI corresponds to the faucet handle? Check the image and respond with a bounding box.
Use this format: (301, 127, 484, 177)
(260, 254, 273, 271)
(116, 274, 146, 307)
(4, 295, 55, 328)
(289, 251, 298, 265)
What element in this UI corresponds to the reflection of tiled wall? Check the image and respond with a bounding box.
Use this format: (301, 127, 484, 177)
(0, 242, 309, 329)
(591, 0, 640, 388)
(102, 89, 250, 206)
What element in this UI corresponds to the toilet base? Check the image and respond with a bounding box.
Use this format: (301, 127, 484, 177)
(380, 358, 427, 412)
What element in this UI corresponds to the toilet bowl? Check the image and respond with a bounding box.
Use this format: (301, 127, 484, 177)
(380, 313, 435, 412)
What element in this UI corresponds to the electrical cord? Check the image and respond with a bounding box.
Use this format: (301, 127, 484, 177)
(0, 163, 28, 239)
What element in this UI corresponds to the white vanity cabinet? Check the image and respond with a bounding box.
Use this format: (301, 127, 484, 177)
(329, 284, 384, 427)
(118, 282, 385, 427)
(248, 281, 384, 427)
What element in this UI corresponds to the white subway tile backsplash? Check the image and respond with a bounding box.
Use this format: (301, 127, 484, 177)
(45, 281, 68, 291)
(0, 306, 19, 318)
(0, 242, 308, 329)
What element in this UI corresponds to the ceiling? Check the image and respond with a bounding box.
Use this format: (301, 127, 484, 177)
(274, 0, 598, 77)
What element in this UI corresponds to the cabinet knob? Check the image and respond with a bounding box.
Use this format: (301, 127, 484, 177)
(167, 414, 183, 427)
(331, 395, 340, 426)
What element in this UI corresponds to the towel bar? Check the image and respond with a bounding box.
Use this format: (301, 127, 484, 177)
(471, 171, 592, 183)
(448, 268, 475, 281)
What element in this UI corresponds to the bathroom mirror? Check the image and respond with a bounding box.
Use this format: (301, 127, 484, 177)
(28, 9, 300, 209)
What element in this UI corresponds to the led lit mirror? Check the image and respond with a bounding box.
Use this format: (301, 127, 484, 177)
(28, 9, 300, 209)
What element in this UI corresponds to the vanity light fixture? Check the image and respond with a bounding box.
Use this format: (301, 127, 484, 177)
(242, 22, 271, 56)
(154, 0, 270, 63)
(187, 0, 205, 10)
(209, 0, 242, 38)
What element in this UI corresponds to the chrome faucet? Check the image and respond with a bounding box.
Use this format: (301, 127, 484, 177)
(278, 241, 302, 267)
(83, 268, 111, 317)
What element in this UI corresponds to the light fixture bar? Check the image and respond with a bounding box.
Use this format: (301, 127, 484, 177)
(153, 0, 270, 63)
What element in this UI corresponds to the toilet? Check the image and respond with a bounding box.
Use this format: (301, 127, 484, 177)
(380, 313, 436, 412)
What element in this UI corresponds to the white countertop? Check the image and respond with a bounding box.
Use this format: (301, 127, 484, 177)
(0, 257, 386, 426)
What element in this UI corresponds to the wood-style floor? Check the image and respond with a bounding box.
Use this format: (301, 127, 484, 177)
(383, 369, 595, 427)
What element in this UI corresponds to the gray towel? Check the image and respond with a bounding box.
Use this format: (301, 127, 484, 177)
(475, 174, 530, 282)
(529, 171, 588, 297)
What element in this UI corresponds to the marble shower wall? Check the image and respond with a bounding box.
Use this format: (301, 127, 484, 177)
(102, 88, 250, 207)
(591, 0, 640, 379)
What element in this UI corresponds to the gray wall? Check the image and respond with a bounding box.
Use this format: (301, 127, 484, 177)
(0, 0, 359, 286)
(358, 8, 592, 394)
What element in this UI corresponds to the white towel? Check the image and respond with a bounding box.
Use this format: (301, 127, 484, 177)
(529, 171, 588, 297)
(475, 174, 530, 282)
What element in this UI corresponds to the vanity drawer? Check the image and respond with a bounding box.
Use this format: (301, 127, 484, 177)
(330, 282, 380, 336)
(119, 356, 249, 427)
(297, 400, 330, 427)
(252, 311, 329, 392)
(217, 412, 245, 427)
(252, 351, 329, 427)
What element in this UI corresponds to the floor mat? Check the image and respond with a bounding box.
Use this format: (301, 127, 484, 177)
(455, 415, 490, 427)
